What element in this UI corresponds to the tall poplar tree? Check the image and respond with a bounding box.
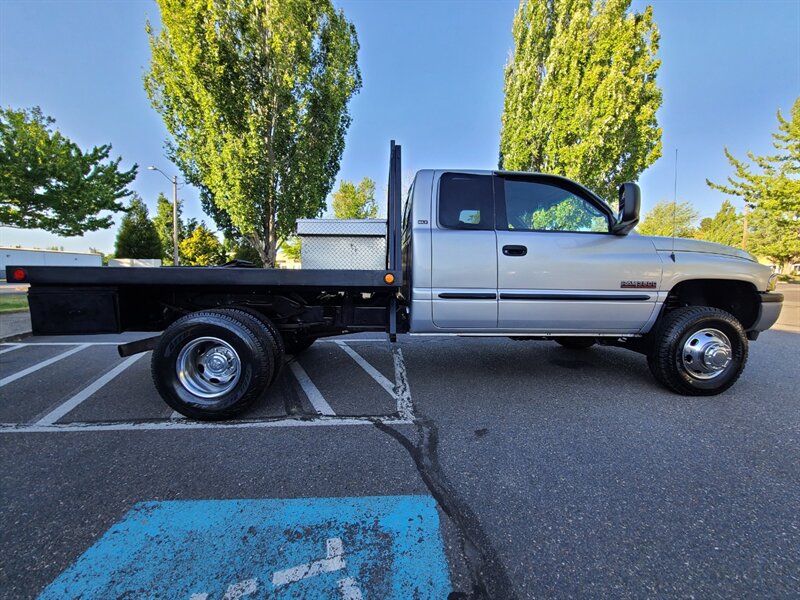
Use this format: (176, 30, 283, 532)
(499, 0, 663, 202)
(145, 0, 361, 266)
(332, 177, 377, 219)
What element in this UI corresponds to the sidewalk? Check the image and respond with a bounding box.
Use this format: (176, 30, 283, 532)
(0, 310, 32, 341)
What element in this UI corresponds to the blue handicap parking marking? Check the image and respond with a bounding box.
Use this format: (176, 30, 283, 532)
(38, 495, 451, 599)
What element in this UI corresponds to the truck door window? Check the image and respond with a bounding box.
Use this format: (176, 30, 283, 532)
(501, 179, 609, 233)
(438, 174, 494, 230)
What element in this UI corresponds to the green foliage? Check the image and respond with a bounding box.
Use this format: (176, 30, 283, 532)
(144, 0, 361, 266)
(332, 177, 377, 219)
(637, 200, 698, 238)
(526, 197, 607, 232)
(280, 236, 302, 262)
(0, 106, 137, 235)
(695, 200, 742, 247)
(152, 193, 198, 263)
(222, 236, 264, 267)
(114, 196, 163, 259)
(499, 0, 662, 201)
(179, 223, 225, 266)
(707, 97, 800, 266)
(748, 209, 800, 271)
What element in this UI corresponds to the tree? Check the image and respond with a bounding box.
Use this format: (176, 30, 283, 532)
(637, 200, 698, 238)
(707, 97, 800, 261)
(0, 107, 137, 235)
(499, 0, 662, 201)
(152, 193, 198, 264)
(332, 177, 377, 219)
(528, 197, 607, 232)
(748, 208, 800, 272)
(281, 236, 302, 262)
(222, 236, 264, 267)
(114, 196, 163, 259)
(179, 223, 226, 266)
(145, 0, 361, 267)
(695, 200, 742, 247)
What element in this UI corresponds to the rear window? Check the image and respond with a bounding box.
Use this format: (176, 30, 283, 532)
(438, 174, 493, 230)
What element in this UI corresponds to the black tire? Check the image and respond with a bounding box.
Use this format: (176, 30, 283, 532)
(284, 336, 316, 355)
(647, 306, 748, 396)
(216, 307, 285, 384)
(151, 309, 274, 420)
(554, 337, 596, 349)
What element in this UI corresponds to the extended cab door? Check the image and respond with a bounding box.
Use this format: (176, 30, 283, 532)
(494, 175, 662, 332)
(430, 172, 498, 328)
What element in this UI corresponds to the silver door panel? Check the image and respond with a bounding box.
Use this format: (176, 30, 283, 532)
(496, 231, 662, 331)
(431, 228, 498, 328)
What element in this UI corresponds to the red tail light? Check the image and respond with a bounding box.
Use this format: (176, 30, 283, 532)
(12, 268, 26, 281)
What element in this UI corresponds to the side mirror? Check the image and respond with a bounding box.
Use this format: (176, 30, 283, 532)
(612, 182, 640, 235)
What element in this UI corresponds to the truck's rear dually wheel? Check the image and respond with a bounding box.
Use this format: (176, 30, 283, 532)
(647, 306, 748, 396)
(152, 309, 276, 420)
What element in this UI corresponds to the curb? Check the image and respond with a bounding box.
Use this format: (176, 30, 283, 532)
(0, 331, 32, 343)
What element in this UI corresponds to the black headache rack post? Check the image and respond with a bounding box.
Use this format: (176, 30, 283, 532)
(386, 140, 402, 341)
(5, 140, 405, 338)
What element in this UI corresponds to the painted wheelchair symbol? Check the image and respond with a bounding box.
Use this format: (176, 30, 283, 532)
(189, 537, 363, 599)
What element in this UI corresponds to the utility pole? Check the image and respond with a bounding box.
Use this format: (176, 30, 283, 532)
(148, 166, 182, 266)
(172, 175, 180, 266)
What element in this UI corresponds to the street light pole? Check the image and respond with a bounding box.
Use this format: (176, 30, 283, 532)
(172, 175, 179, 266)
(148, 166, 181, 266)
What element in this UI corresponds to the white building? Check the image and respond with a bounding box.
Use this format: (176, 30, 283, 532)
(1, 247, 102, 278)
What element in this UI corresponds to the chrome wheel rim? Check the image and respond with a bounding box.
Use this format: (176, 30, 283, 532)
(177, 336, 241, 398)
(681, 328, 733, 380)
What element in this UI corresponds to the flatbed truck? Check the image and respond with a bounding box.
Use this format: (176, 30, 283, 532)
(6, 142, 784, 419)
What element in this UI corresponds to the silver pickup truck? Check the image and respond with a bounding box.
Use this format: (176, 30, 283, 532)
(8, 142, 784, 419)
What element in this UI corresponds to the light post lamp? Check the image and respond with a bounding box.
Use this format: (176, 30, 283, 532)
(148, 166, 180, 266)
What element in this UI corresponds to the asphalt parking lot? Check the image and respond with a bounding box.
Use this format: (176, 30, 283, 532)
(1, 323, 799, 598)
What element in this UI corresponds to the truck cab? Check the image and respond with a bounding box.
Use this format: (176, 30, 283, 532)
(403, 168, 780, 340)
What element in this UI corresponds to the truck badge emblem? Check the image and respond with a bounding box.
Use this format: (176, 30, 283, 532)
(621, 280, 657, 289)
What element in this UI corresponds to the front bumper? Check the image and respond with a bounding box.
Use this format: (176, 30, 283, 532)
(750, 292, 784, 333)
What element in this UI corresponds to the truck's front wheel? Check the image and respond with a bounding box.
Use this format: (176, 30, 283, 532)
(152, 310, 274, 420)
(647, 306, 748, 396)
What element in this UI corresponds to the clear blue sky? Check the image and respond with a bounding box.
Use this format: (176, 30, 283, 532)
(1, 0, 798, 254)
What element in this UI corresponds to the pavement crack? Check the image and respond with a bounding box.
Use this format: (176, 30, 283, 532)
(374, 417, 516, 600)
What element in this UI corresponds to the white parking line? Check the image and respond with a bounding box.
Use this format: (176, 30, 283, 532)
(1, 339, 415, 431)
(335, 342, 396, 398)
(289, 362, 336, 416)
(0, 344, 90, 388)
(0, 415, 412, 433)
(36, 354, 145, 425)
(0, 344, 23, 355)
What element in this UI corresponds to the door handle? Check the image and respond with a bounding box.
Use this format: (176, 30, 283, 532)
(502, 245, 527, 257)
